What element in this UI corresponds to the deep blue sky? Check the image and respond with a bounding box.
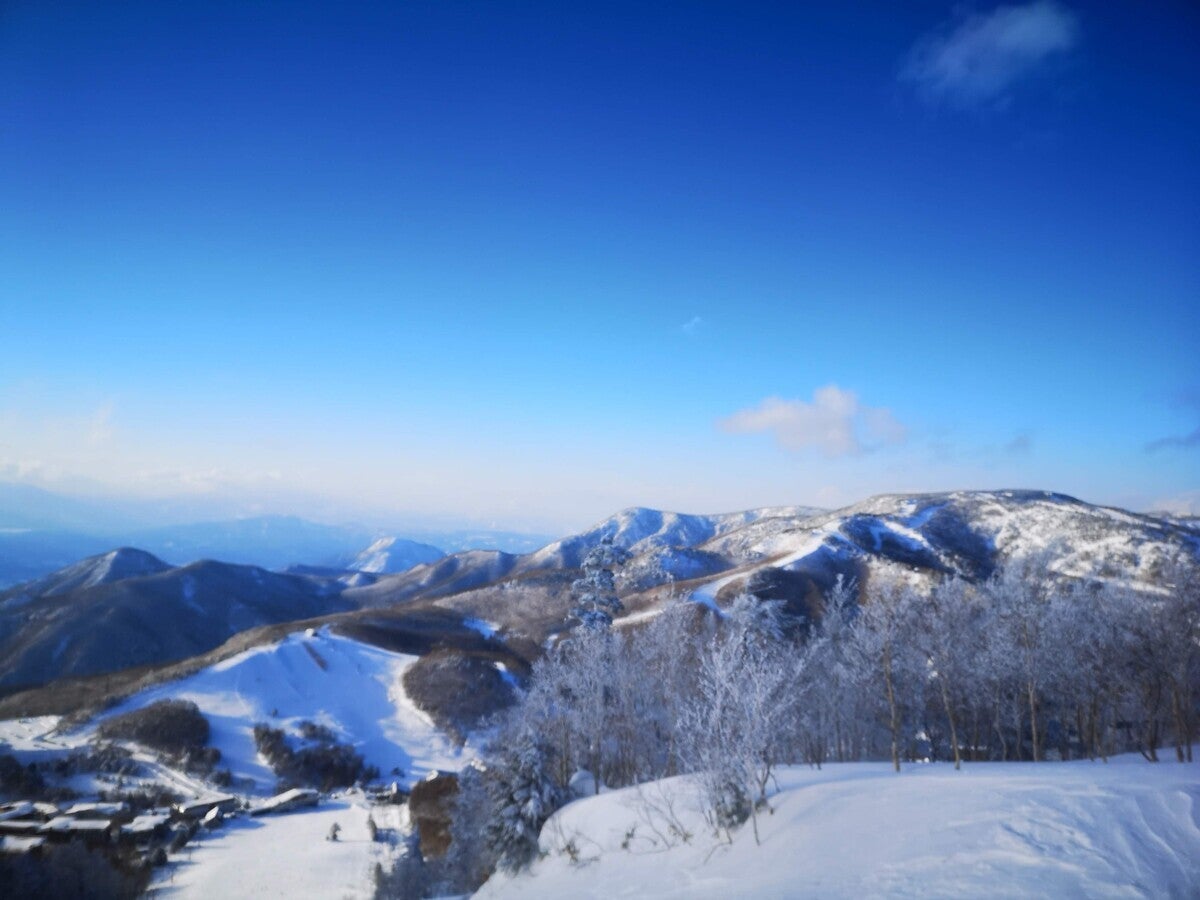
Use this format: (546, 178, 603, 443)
(1, 1, 1197, 530)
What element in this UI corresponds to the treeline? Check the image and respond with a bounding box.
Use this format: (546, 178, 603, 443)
(405, 552, 1199, 895)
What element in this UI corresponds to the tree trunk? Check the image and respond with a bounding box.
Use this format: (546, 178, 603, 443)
(994, 689, 1008, 762)
(939, 678, 961, 770)
(1171, 687, 1186, 763)
(883, 643, 901, 773)
(1026, 681, 1041, 762)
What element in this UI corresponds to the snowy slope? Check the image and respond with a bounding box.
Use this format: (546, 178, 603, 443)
(350, 536, 445, 574)
(92, 629, 463, 792)
(151, 794, 405, 899)
(1, 547, 171, 599)
(479, 756, 1200, 899)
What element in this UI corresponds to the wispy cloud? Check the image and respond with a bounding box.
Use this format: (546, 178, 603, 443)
(681, 315, 704, 336)
(900, 1, 1080, 109)
(1146, 389, 1200, 452)
(1004, 432, 1033, 455)
(1146, 426, 1200, 453)
(86, 401, 116, 446)
(718, 385, 907, 458)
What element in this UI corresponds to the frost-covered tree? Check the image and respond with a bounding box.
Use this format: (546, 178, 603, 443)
(979, 552, 1062, 761)
(807, 575, 868, 763)
(848, 575, 923, 772)
(680, 595, 799, 842)
(1122, 553, 1200, 762)
(921, 575, 985, 769)
(1041, 579, 1127, 761)
(438, 761, 496, 894)
(1157, 554, 1199, 762)
(481, 716, 566, 871)
(570, 535, 631, 630)
(555, 625, 619, 792)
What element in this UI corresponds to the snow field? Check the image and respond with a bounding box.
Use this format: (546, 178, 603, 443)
(477, 756, 1200, 899)
(149, 794, 406, 898)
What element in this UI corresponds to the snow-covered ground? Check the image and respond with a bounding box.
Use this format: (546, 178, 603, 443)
(478, 756, 1200, 899)
(148, 794, 406, 898)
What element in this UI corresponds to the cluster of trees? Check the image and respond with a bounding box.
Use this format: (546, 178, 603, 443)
(96, 700, 217, 772)
(411, 551, 1200, 894)
(252, 722, 380, 792)
(0, 842, 149, 900)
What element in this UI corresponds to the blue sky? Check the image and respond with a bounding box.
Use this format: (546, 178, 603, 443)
(1, 0, 1197, 531)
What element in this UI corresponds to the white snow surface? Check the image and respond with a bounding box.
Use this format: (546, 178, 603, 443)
(92, 629, 462, 792)
(350, 536, 444, 574)
(478, 756, 1200, 899)
(151, 794, 406, 898)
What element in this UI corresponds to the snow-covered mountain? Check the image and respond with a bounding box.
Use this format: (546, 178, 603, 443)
(691, 490, 1197, 599)
(5, 547, 172, 598)
(0, 555, 357, 692)
(524, 505, 823, 569)
(348, 536, 445, 574)
(343, 505, 824, 607)
(342, 491, 1198, 638)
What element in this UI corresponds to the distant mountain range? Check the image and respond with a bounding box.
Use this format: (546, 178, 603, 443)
(0, 481, 553, 587)
(1, 490, 1196, 719)
(0, 548, 357, 691)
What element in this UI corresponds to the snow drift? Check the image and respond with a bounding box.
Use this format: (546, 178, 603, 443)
(478, 757, 1200, 899)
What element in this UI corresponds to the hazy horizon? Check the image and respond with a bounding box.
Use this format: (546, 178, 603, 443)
(3, 1, 1197, 533)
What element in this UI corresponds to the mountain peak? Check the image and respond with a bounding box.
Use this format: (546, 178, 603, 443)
(349, 536, 445, 574)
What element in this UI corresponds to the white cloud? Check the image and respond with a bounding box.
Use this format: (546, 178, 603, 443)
(86, 401, 116, 446)
(1150, 490, 1200, 517)
(681, 316, 704, 335)
(718, 385, 908, 458)
(901, 2, 1079, 108)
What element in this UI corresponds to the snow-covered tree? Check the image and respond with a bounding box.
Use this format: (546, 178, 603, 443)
(848, 574, 924, 772)
(570, 535, 631, 631)
(981, 551, 1066, 762)
(808, 575, 867, 764)
(921, 575, 985, 769)
(1122, 553, 1200, 762)
(482, 716, 566, 871)
(438, 761, 497, 893)
(680, 594, 799, 842)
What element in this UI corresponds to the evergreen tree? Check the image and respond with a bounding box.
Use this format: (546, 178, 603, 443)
(570, 536, 631, 630)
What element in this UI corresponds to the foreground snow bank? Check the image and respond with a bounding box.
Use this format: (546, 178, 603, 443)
(478, 756, 1200, 899)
